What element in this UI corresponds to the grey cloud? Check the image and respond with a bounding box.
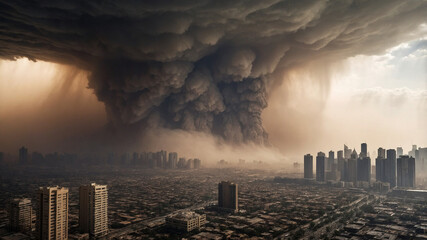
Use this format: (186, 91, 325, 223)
(0, 0, 426, 144)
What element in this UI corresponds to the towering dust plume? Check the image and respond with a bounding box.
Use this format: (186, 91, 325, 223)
(0, 0, 426, 144)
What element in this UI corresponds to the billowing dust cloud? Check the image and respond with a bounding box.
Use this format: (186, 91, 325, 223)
(0, 0, 426, 147)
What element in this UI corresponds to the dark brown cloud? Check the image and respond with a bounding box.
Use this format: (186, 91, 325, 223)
(0, 0, 426, 145)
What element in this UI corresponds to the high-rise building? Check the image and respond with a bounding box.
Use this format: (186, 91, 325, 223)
(385, 149, 397, 188)
(347, 150, 358, 183)
(376, 157, 385, 182)
(327, 151, 334, 171)
(316, 152, 325, 182)
(79, 183, 108, 238)
(304, 154, 313, 179)
(361, 143, 367, 158)
(168, 152, 178, 169)
(337, 150, 344, 178)
(396, 147, 403, 157)
(0, 151, 4, 164)
(36, 186, 69, 240)
(378, 148, 386, 159)
(19, 146, 28, 164)
(397, 155, 415, 188)
(8, 198, 33, 233)
(344, 145, 351, 159)
(194, 158, 201, 169)
(218, 181, 238, 211)
(357, 157, 371, 182)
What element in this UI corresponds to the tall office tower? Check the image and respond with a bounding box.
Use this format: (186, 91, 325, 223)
(357, 157, 371, 182)
(304, 154, 313, 179)
(409, 145, 418, 157)
(19, 146, 28, 164)
(360, 143, 367, 158)
(132, 152, 139, 165)
(378, 148, 386, 159)
(79, 183, 108, 238)
(397, 156, 415, 188)
(187, 159, 194, 169)
(376, 157, 386, 182)
(344, 145, 351, 159)
(36, 186, 69, 240)
(218, 181, 238, 211)
(385, 149, 397, 188)
(396, 147, 403, 157)
(337, 150, 344, 177)
(8, 198, 33, 233)
(347, 150, 358, 183)
(160, 150, 167, 168)
(0, 152, 4, 164)
(194, 158, 201, 169)
(316, 152, 325, 182)
(178, 158, 186, 168)
(168, 152, 178, 169)
(327, 151, 334, 171)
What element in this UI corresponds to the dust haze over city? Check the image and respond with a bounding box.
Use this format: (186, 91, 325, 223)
(0, 1, 427, 240)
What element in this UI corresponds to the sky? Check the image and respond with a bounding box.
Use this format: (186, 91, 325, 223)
(0, 1, 426, 164)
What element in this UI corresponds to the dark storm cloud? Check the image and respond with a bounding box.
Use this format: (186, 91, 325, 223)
(0, 0, 426, 144)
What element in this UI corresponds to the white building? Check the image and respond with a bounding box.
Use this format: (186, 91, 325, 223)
(165, 212, 206, 232)
(79, 183, 108, 238)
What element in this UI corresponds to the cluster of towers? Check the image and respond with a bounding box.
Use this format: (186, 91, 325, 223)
(304, 143, 416, 188)
(8, 183, 108, 240)
(108, 150, 202, 169)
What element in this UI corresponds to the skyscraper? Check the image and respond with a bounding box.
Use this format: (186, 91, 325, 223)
(168, 152, 178, 169)
(378, 148, 386, 159)
(385, 149, 397, 188)
(357, 157, 371, 182)
(396, 147, 403, 157)
(397, 155, 415, 188)
(304, 154, 313, 179)
(218, 181, 238, 211)
(347, 150, 358, 183)
(8, 198, 33, 233)
(361, 143, 367, 158)
(344, 145, 351, 159)
(79, 183, 108, 238)
(316, 152, 325, 182)
(37, 186, 69, 240)
(327, 151, 334, 171)
(19, 146, 28, 164)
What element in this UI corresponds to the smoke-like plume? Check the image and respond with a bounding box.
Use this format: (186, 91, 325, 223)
(0, 0, 426, 144)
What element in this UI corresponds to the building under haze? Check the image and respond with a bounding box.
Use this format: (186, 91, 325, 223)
(165, 211, 206, 232)
(397, 147, 403, 157)
(79, 183, 108, 238)
(316, 152, 325, 182)
(385, 149, 397, 188)
(357, 157, 371, 182)
(304, 154, 313, 179)
(397, 155, 415, 188)
(360, 143, 367, 158)
(218, 181, 238, 212)
(347, 150, 358, 183)
(8, 198, 33, 233)
(19, 146, 28, 164)
(37, 186, 68, 240)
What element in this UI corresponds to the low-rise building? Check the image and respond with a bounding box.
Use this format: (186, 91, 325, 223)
(165, 211, 206, 232)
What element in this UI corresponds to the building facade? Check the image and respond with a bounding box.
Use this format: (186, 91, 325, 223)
(218, 181, 238, 211)
(79, 183, 108, 238)
(304, 154, 313, 179)
(397, 155, 415, 188)
(165, 212, 206, 232)
(36, 186, 69, 240)
(8, 198, 33, 233)
(316, 152, 325, 182)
